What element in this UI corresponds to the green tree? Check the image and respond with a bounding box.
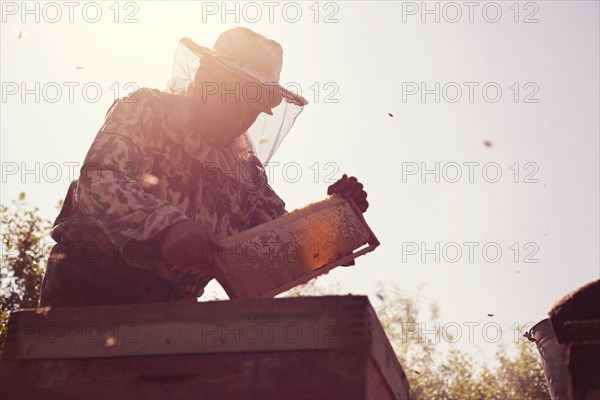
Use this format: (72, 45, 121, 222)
(370, 283, 447, 399)
(1, 193, 53, 347)
(490, 339, 549, 399)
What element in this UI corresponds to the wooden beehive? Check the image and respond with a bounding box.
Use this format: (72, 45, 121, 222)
(549, 279, 600, 399)
(0, 296, 409, 400)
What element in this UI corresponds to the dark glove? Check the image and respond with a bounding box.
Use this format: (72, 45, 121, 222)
(327, 174, 369, 213)
(338, 252, 355, 267)
(154, 220, 223, 270)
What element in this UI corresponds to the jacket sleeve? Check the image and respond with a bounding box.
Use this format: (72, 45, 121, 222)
(247, 181, 288, 228)
(76, 88, 189, 255)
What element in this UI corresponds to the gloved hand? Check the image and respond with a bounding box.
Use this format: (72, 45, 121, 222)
(327, 174, 369, 213)
(153, 220, 223, 269)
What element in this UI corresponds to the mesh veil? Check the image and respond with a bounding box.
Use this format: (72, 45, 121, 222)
(167, 37, 306, 166)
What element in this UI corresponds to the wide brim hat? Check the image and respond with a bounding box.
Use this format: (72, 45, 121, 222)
(167, 28, 308, 166)
(179, 29, 307, 115)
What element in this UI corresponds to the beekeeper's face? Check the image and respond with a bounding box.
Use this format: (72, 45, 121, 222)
(193, 65, 280, 146)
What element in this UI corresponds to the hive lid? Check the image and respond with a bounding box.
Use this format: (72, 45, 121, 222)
(3, 296, 376, 360)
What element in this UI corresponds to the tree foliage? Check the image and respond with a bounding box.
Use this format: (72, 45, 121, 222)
(1, 193, 52, 347)
(284, 280, 550, 400)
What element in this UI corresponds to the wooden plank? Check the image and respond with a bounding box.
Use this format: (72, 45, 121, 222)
(3, 296, 370, 360)
(563, 319, 600, 344)
(1, 351, 371, 400)
(364, 304, 411, 400)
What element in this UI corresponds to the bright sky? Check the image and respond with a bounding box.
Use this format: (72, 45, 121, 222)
(1, 1, 599, 362)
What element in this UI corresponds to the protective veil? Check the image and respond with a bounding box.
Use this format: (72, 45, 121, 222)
(167, 37, 308, 167)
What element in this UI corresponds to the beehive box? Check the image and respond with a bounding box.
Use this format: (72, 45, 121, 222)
(0, 296, 409, 400)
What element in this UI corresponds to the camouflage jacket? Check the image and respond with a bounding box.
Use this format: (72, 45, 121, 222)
(51, 87, 287, 301)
